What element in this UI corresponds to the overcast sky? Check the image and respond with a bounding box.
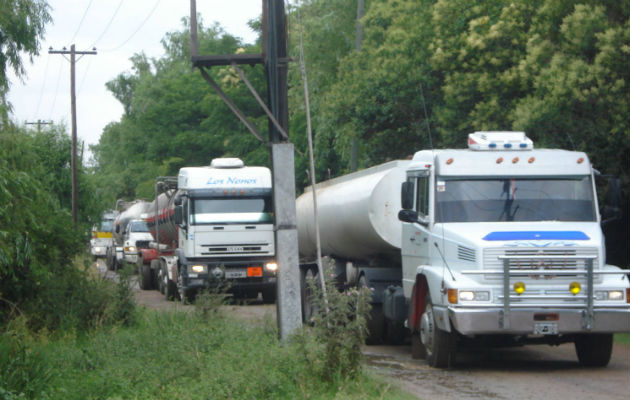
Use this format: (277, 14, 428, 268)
(7, 0, 261, 162)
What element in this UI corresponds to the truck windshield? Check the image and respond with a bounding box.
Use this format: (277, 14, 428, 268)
(129, 220, 149, 232)
(191, 196, 273, 225)
(435, 176, 596, 223)
(99, 220, 113, 232)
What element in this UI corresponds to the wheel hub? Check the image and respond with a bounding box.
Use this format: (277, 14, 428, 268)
(420, 308, 434, 353)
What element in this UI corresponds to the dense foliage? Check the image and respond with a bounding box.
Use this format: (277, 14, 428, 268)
(0, 0, 51, 121)
(0, 126, 130, 332)
(93, 0, 629, 202)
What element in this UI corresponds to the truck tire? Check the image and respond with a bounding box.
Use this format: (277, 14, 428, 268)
(359, 275, 385, 345)
(301, 267, 319, 324)
(409, 286, 426, 359)
(106, 248, 115, 271)
(161, 261, 178, 301)
(574, 333, 613, 367)
(157, 263, 165, 294)
(139, 263, 153, 290)
(420, 294, 456, 368)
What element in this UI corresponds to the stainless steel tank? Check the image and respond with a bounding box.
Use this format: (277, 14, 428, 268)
(296, 160, 409, 261)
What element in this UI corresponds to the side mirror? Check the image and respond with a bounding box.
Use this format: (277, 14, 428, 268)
(401, 181, 414, 210)
(398, 209, 419, 223)
(174, 205, 183, 225)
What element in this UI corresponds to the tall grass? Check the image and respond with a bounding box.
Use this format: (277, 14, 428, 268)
(0, 309, 413, 399)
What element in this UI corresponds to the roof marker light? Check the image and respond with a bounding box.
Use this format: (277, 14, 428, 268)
(577, 157, 584, 164)
(519, 143, 527, 148)
(528, 157, 535, 163)
(512, 157, 519, 164)
(496, 157, 503, 164)
(446, 158, 454, 165)
(489, 142, 497, 148)
(504, 143, 512, 148)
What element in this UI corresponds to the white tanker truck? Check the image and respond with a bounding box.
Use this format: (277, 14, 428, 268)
(105, 200, 150, 271)
(296, 131, 630, 368)
(140, 158, 278, 303)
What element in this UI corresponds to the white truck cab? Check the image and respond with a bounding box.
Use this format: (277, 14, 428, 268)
(122, 219, 153, 267)
(399, 131, 630, 367)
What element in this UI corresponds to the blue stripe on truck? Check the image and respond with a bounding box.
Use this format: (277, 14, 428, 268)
(482, 231, 590, 241)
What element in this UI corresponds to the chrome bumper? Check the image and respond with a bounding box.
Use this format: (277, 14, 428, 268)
(448, 306, 630, 335)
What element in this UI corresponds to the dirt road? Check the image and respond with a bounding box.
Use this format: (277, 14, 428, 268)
(97, 259, 630, 400)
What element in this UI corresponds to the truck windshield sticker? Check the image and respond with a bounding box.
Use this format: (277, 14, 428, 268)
(483, 231, 590, 241)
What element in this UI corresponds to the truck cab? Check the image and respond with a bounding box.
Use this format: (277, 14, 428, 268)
(90, 211, 116, 259)
(122, 219, 153, 268)
(399, 131, 630, 367)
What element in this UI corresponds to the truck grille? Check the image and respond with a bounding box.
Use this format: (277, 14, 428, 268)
(200, 243, 271, 256)
(136, 240, 151, 249)
(483, 247, 599, 280)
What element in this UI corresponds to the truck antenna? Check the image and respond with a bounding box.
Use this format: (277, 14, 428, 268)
(419, 83, 433, 150)
(433, 242, 456, 281)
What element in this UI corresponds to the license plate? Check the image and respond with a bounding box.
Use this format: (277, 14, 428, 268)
(534, 322, 558, 335)
(225, 270, 246, 279)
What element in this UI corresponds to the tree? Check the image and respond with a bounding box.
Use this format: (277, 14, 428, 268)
(0, 0, 51, 121)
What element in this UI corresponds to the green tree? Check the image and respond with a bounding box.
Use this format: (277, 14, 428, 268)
(0, 0, 51, 120)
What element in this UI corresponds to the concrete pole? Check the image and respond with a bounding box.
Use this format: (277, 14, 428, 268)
(70, 44, 78, 226)
(272, 143, 302, 339)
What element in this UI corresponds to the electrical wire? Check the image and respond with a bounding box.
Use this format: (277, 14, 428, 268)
(99, 0, 163, 52)
(70, 0, 95, 43)
(34, 53, 51, 117)
(78, 56, 93, 94)
(90, 0, 126, 48)
(48, 56, 64, 120)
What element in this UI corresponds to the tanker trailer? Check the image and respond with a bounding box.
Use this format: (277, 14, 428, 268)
(105, 200, 150, 271)
(296, 160, 410, 342)
(141, 158, 278, 303)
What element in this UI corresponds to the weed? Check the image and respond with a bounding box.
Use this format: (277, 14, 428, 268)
(298, 260, 372, 383)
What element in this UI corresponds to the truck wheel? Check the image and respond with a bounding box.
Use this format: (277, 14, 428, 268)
(139, 263, 153, 290)
(106, 249, 114, 271)
(262, 288, 276, 304)
(420, 295, 456, 368)
(157, 263, 165, 294)
(162, 262, 178, 301)
(359, 275, 385, 345)
(574, 334, 613, 367)
(301, 267, 319, 324)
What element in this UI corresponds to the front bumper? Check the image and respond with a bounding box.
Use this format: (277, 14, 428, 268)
(124, 253, 138, 264)
(448, 306, 630, 335)
(91, 246, 106, 257)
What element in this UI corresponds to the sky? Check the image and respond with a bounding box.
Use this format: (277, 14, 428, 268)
(7, 0, 262, 162)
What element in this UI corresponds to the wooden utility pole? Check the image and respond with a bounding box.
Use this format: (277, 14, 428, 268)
(190, 0, 302, 339)
(49, 45, 97, 226)
(25, 120, 53, 133)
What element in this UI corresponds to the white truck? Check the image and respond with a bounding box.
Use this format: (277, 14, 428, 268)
(90, 210, 117, 259)
(142, 158, 278, 303)
(105, 200, 150, 271)
(297, 131, 630, 368)
(122, 219, 153, 268)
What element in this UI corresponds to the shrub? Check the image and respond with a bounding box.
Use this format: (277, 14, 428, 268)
(298, 261, 372, 383)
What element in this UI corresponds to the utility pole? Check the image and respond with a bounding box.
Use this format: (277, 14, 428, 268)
(190, 0, 302, 340)
(25, 120, 53, 133)
(350, 0, 364, 172)
(49, 45, 97, 226)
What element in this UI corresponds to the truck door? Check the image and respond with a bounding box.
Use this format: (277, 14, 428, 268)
(401, 169, 431, 295)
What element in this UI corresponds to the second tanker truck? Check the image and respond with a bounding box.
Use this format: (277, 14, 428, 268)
(296, 131, 630, 368)
(140, 158, 278, 303)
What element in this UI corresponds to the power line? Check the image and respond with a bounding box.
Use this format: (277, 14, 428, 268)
(70, 0, 95, 42)
(48, 55, 64, 120)
(90, 0, 126, 48)
(34, 53, 51, 117)
(100, 0, 163, 52)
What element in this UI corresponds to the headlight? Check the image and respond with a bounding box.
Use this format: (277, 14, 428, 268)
(595, 290, 624, 301)
(459, 290, 490, 302)
(264, 262, 278, 272)
(124, 246, 136, 253)
(191, 265, 206, 273)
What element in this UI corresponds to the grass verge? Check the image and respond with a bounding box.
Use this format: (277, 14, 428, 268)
(614, 333, 629, 346)
(1, 308, 415, 399)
